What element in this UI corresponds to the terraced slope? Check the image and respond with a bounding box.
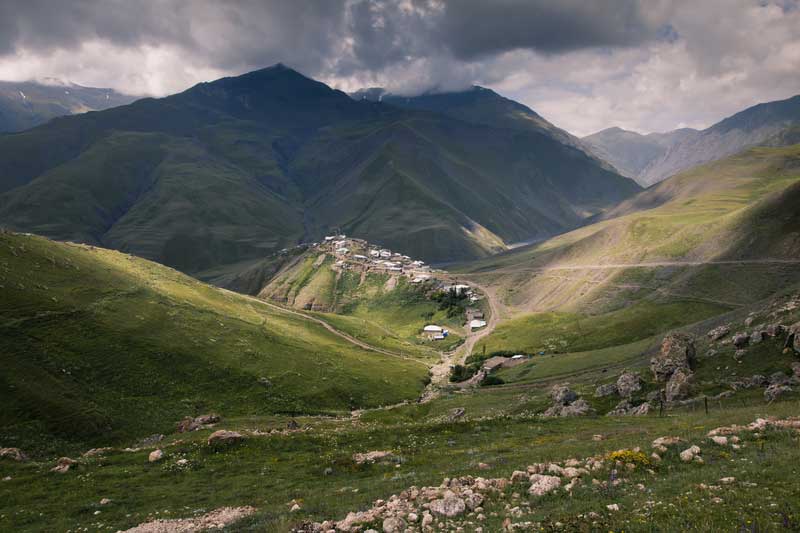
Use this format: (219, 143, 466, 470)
(0, 232, 428, 449)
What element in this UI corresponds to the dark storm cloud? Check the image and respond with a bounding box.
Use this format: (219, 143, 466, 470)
(0, 0, 660, 77)
(436, 0, 660, 59)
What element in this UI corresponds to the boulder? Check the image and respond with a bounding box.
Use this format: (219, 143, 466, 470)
(148, 449, 164, 463)
(429, 493, 466, 517)
(765, 384, 792, 402)
(177, 414, 220, 433)
(140, 434, 165, 447)
(732, 333, 750, 348)
(50, 457, 77, 474)
(791, 362, 800, 380)
(0, 448, 28, 462)
(616, 371, 642, 398)
(665, 368, 693, 402)
(448, 407, 466, 421)
(607, 400, 650, 416)
(528, 474, 561, 496)
(207, 430, 245, 446)
(769, 372, 790, 386)
(353, 450, 396, 464)
(382, 517, 406, 533)
(594, 383, 618, 398)
(707, 325, 730, 341)
(651, 333, 695, 382)
(544, 399, 591, 417)
(550, 385, 577, 405)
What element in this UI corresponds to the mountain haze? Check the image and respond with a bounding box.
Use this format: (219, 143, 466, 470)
(582, 126, 696, 183)
(0, 80, 135, 132)
(0, 65, 638, 276)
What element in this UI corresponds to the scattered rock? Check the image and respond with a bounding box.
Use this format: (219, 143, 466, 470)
(291, 503, 301, 512)
(765, 384, 792, 402)
(353, 450, 396, 464)
(606, 503, 620, 511)
(50, 457, 77, 474)
(792, 362, 800, 380)
(139, 434, 165, 447)
(679, 445, 701, 463)
(707, 324, 730, 341)
(592, 434, 605, 441)
(82, 447, 114, 458)
(100, 498, 111, 505)
(207, 430, 245, 446)
(148, 449, 164, 463)
(120, 506, 256, 533)
(448, 408, 466, 421)
(177, 414, 220, 433)
(0, 447, 28, 462)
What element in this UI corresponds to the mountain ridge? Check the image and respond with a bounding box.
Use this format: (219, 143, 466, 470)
(0, 64, 638, 275)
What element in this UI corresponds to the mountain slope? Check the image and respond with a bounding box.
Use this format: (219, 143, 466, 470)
(0, 231, 427, 447)
(0, 65, 638, 274)
(0, 80, 135, 132)
(582, 126, 697, 182)
(637, 94, 800, 186)
(456, 143, 800, 324)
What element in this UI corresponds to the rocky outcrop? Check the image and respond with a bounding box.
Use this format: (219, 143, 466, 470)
(665, 368, 693, 402)
(543, 385, 591, 417)
(765, 384, 792, 402)
(652, 333, 696, 402)
(207, 430, 245, 446)
(651, 333, 695, 382)
(616, 371, 642, 398)
(607, 400, 651, 416)
(550, 385, 577, 405)
(594, 383, 618, 397)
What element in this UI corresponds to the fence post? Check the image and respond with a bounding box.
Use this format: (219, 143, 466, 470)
(704, 396, 709, 415)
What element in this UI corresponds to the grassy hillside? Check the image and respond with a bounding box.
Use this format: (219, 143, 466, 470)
(0, 232, 428, 451)
(0, 65, 637, 275)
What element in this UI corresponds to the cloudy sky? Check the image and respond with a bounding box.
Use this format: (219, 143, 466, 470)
(0, 0, 798, 136)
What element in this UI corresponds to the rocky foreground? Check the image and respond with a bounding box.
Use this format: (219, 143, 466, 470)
(295, 415, 800, 533)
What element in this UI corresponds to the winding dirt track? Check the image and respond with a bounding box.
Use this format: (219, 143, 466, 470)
(223, 289, 428, 366)
(478, 258, 800, 276)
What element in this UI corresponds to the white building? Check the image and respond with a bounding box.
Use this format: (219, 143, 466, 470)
(469, 319, 487, 330)
(423, 325, 443, 333)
